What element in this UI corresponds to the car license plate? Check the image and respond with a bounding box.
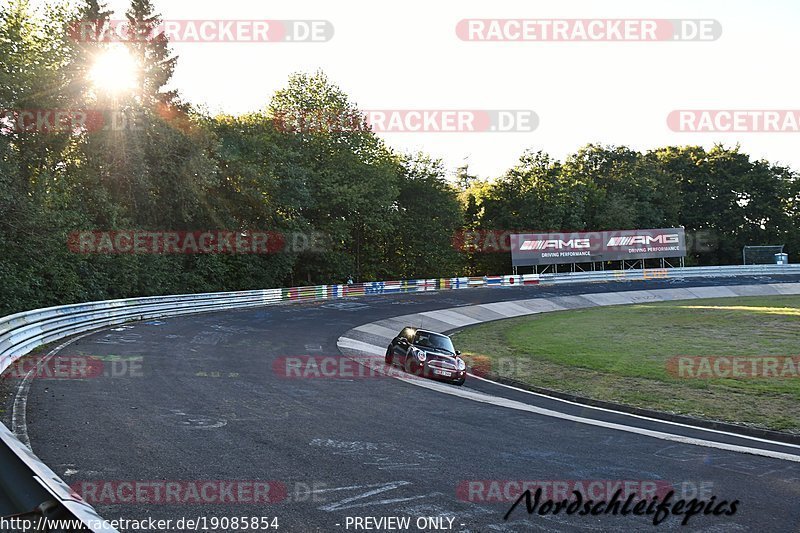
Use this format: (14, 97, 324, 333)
(433, 369, 452, 377)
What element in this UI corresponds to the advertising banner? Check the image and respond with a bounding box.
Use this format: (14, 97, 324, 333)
(510, 228, 686, 266)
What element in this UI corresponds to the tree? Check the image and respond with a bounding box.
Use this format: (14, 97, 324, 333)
(2, 0, 798, 315)
(387, 153, 464, 278)
(560, 144, 677, 231)
(268, 71, 400, 283)
(125, 0, 177, 105)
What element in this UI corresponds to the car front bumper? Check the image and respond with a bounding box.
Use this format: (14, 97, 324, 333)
(413, 361, 466, 382)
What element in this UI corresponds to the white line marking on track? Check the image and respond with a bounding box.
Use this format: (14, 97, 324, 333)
(353, 323, 399, 340)
(12, 330, 101, 451)
(336, 337, 800, 463)
(318, 481, 441, 511)
(477, 301, 537, 317)
(337, 337, 386, 355)
(467, 373, 800, 452)
(419, 310, 481, 327)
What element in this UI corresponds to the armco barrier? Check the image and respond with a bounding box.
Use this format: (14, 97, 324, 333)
(1, 264, 799, 529)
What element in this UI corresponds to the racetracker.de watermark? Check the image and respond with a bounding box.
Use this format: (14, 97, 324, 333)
(272, 354, 524, 381)
(272, 110, 539, 133)
(67, 230, 327, 254)
(667, 356, 800, 379)
(69, 19, 333, 42)
(456, 19, 721, 41)
(2, 355, 143, 380)
(0, 109, 141, 134)
(272, 355, 452, 380)
(668, 110, 800, 132)
(457, 480, 706, 502)
(69, 481, 287, 504)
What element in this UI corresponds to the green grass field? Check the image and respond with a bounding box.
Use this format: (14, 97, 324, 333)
(452, 295, 800, 433)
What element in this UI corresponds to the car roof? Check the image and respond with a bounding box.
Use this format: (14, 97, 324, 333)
(405, 327, 448, 338)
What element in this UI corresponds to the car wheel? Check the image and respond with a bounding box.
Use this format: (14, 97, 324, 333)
(385, 346, 393, 366)
(453, 378, 465, 387)
(405, 355, 421, 377)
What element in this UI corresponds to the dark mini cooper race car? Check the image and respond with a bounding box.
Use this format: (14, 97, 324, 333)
(385, 327, 466, 386)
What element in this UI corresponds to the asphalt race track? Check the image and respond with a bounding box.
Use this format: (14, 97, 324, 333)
(7, 276, 800, 532)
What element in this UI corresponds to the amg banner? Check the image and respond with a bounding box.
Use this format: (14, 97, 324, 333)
(511, 228, 686, 266)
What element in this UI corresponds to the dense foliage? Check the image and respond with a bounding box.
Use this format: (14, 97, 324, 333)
(1, 0, 797, 315)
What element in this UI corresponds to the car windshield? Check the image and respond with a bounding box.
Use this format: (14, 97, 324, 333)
(414, 332, 455, 354)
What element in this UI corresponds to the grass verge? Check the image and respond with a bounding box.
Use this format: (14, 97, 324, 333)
(452, 295, 800, 433)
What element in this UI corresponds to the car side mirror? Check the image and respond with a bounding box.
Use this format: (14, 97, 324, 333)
(456, 350, 462, 356)
(398, 338, 409, 345)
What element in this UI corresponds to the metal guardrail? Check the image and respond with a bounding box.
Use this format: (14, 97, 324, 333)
(0, 263, 798, 530)
(535, 264, 800, 284)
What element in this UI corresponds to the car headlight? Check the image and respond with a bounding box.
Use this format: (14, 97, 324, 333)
(457, 358, 466, 370)
(413, 348, 426, 362)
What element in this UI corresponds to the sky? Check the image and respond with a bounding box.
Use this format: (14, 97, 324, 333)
(30, 0, 800, 179)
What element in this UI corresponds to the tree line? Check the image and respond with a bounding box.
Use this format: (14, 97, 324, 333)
(1, 0, 797, 316)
